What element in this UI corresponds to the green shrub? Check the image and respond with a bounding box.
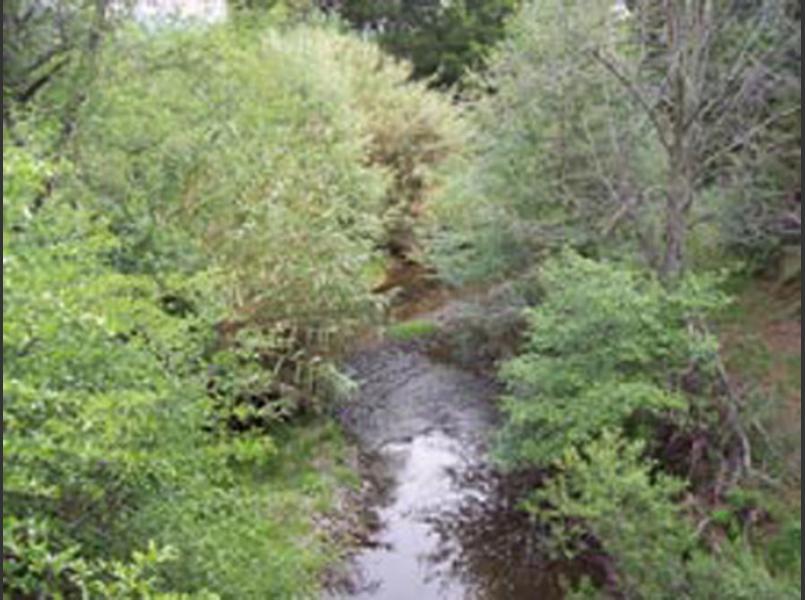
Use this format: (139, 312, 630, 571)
(3, 144, 223, 596)
(767, 520, 802, 577)
(2, 150, 352, 594)
(75, 24, 388, 341)
(128, 421, 353, 598)
(4, 18, 459, 595)
(532, 433, 800, 599)
(529, 432, 693, 595)
(314, 25, 467, 259)
(496, 250, 727, 467)
(499, 251, 797, 597)
(73, 22, 464, 401)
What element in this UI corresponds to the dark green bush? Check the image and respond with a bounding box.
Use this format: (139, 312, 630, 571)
(496, 250, 726, 467)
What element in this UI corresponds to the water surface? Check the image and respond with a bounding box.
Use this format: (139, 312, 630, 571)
(334, 340, 568, 600)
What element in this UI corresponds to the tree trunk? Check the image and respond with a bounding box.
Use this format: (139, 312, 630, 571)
(662, 185, 687, 281)
(661, 1, 694, 282)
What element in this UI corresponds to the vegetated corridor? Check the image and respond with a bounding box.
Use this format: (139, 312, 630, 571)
(5, 0, 799, 596)
(330, 302, 568, 600)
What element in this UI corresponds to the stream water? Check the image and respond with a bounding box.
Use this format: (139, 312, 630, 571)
(332, 335, 569, 600)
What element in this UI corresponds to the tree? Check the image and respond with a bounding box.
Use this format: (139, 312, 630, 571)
(430, 0, 648, 283)
(595, 0, 799, 279)
(330, 0, 520, 87)
(2, 0, 117, 143)
(430, 0, 800, 282)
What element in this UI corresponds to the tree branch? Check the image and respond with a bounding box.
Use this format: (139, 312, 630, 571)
(589, 47, 671, 152)
(16, 56, 70, 103)
(693, 106, 801, 180)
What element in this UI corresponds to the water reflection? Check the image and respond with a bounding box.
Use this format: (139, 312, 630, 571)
(347, 432, 474, 599)
(422, 466, 568, 599)
(336, 341, 592, 599)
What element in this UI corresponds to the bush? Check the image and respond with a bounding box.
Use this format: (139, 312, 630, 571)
(3, 144, 221, 596)
(498, 251, 798, 597)
(75, 23, 387, 343)
(496, 250, 727, 467)
(269, 26, 467, 261)
(530, 432, 694, 596)
(532, 432, 800, 599)
(3, 142, 359, 598)
(73, 22, 464, 402)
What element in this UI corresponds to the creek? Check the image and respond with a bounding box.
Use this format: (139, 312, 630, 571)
(331, 310, 570, 600)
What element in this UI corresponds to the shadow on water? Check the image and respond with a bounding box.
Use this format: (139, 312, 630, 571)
(421, 466, 572, 599)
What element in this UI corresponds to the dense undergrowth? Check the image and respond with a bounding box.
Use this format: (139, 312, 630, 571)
(502, 253, 800, 598)
(3, 0, 800, 597)
(3, 14, 462, 598)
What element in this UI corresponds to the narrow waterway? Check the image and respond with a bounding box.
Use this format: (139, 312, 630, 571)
(332, 325, 568, 600)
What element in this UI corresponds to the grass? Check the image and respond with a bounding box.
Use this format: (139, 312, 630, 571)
(385, 318, 440, 342)
(362, 256, 391, 290)
(718, 277, 800, 406)
(715, 276, 801, 584)
(767, 519, 802, 577)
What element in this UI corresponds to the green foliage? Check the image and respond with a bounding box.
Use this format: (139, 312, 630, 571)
(431, 0, 800, 283)
(64, 21, 457, 427)
(275, 26, 466, 260)
(3, 0, 96, 107)
(500, 253, 797, 598)
(128, 421, 354, 598)
(4, 17, 460, 596)
(682, 545, 800, 600)
(335, 0, 521, 88)
(76, 24, 387, 341)
(386, 319, 440, 342)
(2, 159, 352, 594)
(767, 520, 802, 577)
(532, 433, 800, 599)
(227, 0, 318, 17)
(2, 522, 211, 599)
(430, 0, 648, 282)
(74, 22, 463, 365)
(497, 251, 726, 466)
(695, 5, 801, 265)
(530, 433, 692, 587)
(3, 144, 221, 596)
(6, 1, 797, 597)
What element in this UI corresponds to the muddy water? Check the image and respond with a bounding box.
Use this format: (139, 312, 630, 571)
(332, 340, 567, 600)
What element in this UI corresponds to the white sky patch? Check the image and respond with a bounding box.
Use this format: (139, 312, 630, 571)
(133, 0, 227, 24)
